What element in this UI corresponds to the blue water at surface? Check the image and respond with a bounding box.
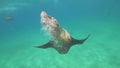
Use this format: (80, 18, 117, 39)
(0, 0, 120, 68)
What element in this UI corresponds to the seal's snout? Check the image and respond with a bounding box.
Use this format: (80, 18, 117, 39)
(40, 11, 48, 24)
(41, 11, 47, 17)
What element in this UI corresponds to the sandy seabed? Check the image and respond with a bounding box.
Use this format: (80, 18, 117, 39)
(0, 19, 120, 68)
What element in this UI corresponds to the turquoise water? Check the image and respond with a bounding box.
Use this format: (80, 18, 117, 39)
(0, 0, 120, 68)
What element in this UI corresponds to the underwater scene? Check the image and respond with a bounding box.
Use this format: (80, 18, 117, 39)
(0, 0, 120, 68)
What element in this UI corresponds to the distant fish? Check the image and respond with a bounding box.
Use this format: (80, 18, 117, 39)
(35, 11, 90, 54)
(4, 14, 13, 21)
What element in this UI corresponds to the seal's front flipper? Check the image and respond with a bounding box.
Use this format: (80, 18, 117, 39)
(71, 34, 90, 45)
(35, 41, 53, 49)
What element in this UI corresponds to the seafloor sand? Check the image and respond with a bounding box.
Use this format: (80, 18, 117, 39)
(0, 19, 120, 68)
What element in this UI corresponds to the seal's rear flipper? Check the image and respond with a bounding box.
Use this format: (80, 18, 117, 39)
(71, 34, 90, 45)
(35, 41, 53, 49)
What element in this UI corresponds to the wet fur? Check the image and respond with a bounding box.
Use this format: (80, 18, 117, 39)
(35, 11, 90, 54)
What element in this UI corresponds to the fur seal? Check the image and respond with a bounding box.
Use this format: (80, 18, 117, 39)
(35, 11, 90, 54)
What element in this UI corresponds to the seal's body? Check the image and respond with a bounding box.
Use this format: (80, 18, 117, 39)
(35, 11, 89, 54)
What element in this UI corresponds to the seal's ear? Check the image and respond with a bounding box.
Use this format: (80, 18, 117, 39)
(71, 34, 90, 46)
(35, 41, 54, 48)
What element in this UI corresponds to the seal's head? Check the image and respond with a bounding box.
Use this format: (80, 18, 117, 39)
(40, 11, 60, 31)
(40, 11, 71, 42)
(40, 11, 62, 38)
